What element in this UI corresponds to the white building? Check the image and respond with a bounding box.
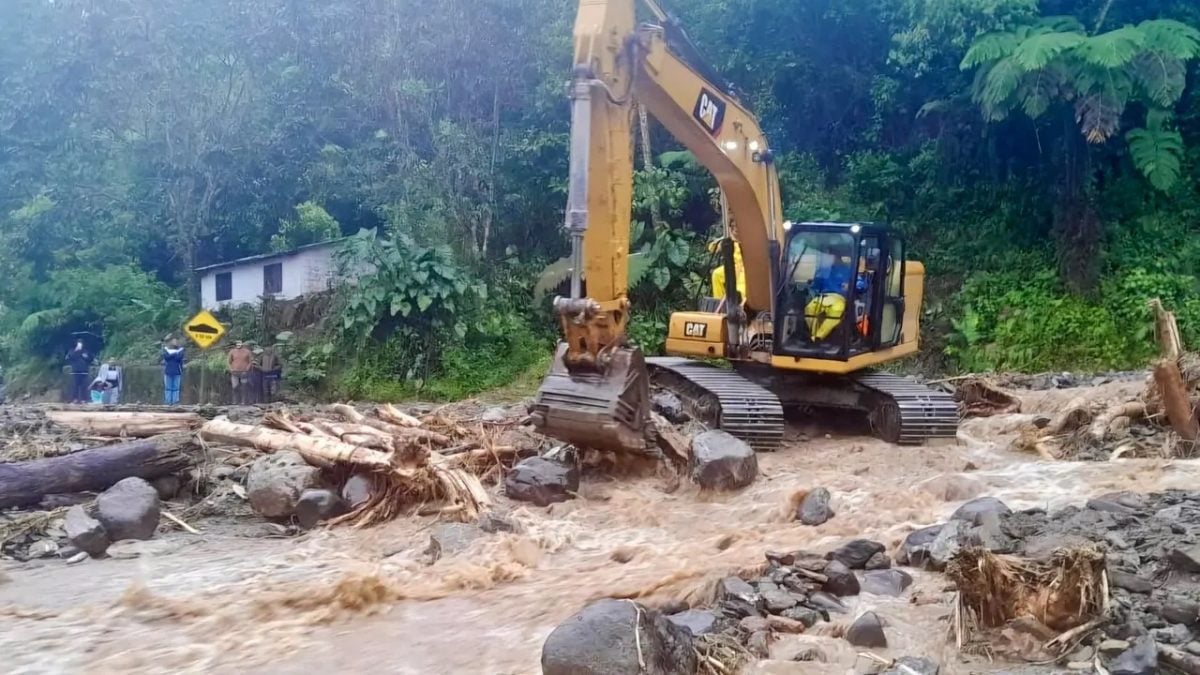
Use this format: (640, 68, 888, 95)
(196, 239, 347, 310)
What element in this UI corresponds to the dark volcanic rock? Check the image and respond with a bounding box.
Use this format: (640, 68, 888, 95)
(1109, 635, 1157, 675)
(295, 489, 348, 529)
(542, 599, 697, 675)
(897, 524, 944, 568)
(928, 520, 967, 570)
(761, 587, 800, 614)
(846, 611, 888, 648)
(341, 473, 376, 509)
(950, 496, 1011, 525)
(822, 560, 860, 597)
(860, 569, 913, 597)
(864, 551, 892, 570)
(95, 477, 160, 541)
(829, 539, 886, 569)
(782, 606, 822, 627)
(246, 451, 322, 518)
(808, 591, 848, 614)
(651, 391, 688, 424)
(505, 457, 579, 507)
(667, 609, 718, 636)
(690, 431, 757, 491)
(797, 488, 834, 525)
(1169, 546, 1200, 574)
(64, 505, 109, 557)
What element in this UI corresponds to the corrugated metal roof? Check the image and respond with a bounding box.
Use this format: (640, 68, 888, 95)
(193, 237, 350, 274)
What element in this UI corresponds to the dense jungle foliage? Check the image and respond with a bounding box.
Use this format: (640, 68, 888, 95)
(1, 0, 1199, 397)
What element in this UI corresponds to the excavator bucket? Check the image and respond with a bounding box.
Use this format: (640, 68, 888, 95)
(530, 343, 652, 454)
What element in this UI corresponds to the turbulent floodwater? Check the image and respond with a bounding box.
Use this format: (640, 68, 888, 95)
(3, 380, 1199, 674)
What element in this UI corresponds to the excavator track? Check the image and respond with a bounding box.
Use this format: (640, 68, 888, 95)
(647, 357, 785, 451)
(853, 372, 960, 445)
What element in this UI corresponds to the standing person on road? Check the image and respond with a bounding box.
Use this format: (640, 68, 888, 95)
(259, 344, 282, 402)
(227, 340, 253, 405)
(65, 340, 92, 404)
(162, 338, 186, 405)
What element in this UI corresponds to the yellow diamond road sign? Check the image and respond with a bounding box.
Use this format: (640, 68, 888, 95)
(184, 310, 226, 350)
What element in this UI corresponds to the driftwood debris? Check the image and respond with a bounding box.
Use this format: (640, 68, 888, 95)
(200, 414, 493, 525)
(45, 411, 202, 438)
(0, 432, 197, 509)
(957, 378, 1022, 417)
(1150, 299, 1200, 447)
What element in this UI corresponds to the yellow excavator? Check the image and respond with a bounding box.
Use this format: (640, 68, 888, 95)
(531, 0, 959, 453)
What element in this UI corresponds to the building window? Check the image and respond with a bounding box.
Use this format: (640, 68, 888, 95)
(216, 272, 233, 302)
(263, 263, 283, 295)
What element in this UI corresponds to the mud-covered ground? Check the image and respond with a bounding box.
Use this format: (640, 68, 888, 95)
(3, 378, 1199, 674)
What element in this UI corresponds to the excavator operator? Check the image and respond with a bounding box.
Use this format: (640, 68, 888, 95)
(805, 240, 854, 341)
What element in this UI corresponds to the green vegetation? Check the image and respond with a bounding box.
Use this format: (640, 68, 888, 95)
(2, 0, 1199, 398)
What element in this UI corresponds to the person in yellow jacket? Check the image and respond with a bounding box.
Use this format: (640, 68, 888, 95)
(709, 239, 746, 302)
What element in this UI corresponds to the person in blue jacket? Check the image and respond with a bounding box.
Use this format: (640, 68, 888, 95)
(162, 337, 186, 405)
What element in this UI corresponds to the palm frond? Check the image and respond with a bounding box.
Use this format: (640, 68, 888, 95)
(1131, 52, 1188, 108)
(1139, 19, 1200, 60)
(1013, 31, 1085, 71)
(1079, 27, 1146, 69)
(961, 32, 1020, 69)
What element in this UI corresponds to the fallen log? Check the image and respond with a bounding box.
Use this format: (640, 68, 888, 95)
(377, 404, 422, 428)
(331, 403, 450, 445)
(0, 433, 196, 509)
(45, 411, 202, 438)
(1045, 397, 1092, 436)
(1089, 401, 1150, 442)
(200, 418, 399, 474)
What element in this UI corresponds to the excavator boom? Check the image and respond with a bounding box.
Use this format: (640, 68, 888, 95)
(531, 0, 783, 453)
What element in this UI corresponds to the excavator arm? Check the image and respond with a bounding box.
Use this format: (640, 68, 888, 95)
(531, 0, 783, 453)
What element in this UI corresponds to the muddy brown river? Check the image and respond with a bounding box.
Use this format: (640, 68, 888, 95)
(3, 380, 1199, 674)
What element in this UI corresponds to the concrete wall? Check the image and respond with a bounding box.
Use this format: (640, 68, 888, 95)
(199, 246, 339, 310)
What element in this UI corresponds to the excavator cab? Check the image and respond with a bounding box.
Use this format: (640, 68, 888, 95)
(775, 223, 907, 361)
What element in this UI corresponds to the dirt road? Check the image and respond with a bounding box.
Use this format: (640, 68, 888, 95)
(3, 379, 1198, 674)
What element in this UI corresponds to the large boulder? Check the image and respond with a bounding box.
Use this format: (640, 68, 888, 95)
(950, 497, 1011, 525)
(829, 539, 886, 569)
(95, 478, 160, 541)
(246, 451, 324, 519)
(797, 488, 835, 525)
(690, 431, 757, 490)
(860, 569, 913, 597)
(667, 609, 718, 637)
(928, 520, 967, 570)
(822, 560, 860, 597)
(505, 457, 579, 507)
(294, 489, 348, 529)
(64, 505, 110, 557)
(896, 524, 944, 568)
(846, 612, 888, 648)
(542, 600, 697, 675)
